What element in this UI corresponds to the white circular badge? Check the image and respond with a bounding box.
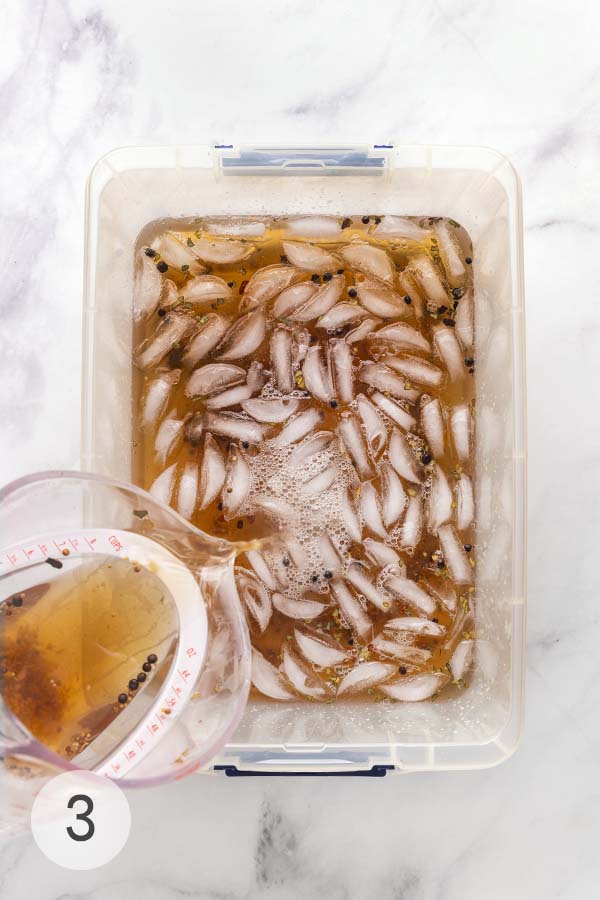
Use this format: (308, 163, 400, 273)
(31, 771, 131, 869)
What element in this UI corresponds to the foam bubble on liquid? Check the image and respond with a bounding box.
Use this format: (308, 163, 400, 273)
(260, 377, 308, 403)
(238, 434, 360, 601)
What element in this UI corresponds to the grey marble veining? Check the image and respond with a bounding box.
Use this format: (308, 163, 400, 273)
(1, 0, 600, 897)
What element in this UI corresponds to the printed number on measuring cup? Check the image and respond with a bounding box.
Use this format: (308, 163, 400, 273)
(66, 794, 95, 842)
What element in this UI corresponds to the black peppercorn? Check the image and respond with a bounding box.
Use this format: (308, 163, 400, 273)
(403, 295, 412, 305)
(323, 272, 332, 281)
(147, 653, 158, 665)
(329, 399, 338, 408)
(311, 273, 320, 283)
(144, 247, 157, 258)
(129, 679, 139, 691)
(399, 666, 407, 675)
(167, 347, 183, 368)
(137, 672, 147, 683)
(464, 357, 474, 367)
(361, 215, 370, 224)
(465, 256, 472, 264)
(118, 693, 128, 704)
(156, 261, 168, 273)
(142, 662, 152, 673)
(324, 570, 333, 579)
(464, 544, 472, 552)
(12, 595, 23, 608)
(452, 287, 464, 299)
(442, 318, 455, 327)
(421, 452, 432, 465)
(348, 288, 358, 298)
(341, 217, 352, 228)
(283, 558, 291, 567)
(242, 441, 250, 449)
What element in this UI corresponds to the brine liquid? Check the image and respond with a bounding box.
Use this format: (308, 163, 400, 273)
(0, 556, 178, 759)
(132, 216, 476, 702)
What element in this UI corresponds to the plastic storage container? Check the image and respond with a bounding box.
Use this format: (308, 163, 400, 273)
(82, 145, 526, 775)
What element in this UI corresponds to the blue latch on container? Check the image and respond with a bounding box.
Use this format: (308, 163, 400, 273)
(216, 145, 393, 175)
(214, 765, 394, 778)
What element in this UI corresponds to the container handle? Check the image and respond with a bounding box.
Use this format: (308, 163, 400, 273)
(214, 764, 394, 777)
(216, 145, 393, 176)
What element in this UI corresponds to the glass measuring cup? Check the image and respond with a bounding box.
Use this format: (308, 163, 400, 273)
(0, 470, 253, 799)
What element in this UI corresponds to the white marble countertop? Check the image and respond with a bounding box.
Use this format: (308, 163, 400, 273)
(2, 0, 600, 897)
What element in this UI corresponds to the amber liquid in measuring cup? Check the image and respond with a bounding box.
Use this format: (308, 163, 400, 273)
(1, 556, 178, 760)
